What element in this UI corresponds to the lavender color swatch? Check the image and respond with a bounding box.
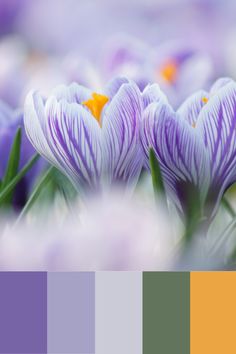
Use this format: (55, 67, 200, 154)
(47, 272, 95, 353)
(0, 272, 47, 354)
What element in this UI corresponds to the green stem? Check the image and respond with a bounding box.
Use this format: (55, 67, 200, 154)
(210, 217, 236, 259)
(149, 148, 165, 197)
(16, 166, 54, 223)
(0, 154, 39, 204)
(222, 196, 236, 218)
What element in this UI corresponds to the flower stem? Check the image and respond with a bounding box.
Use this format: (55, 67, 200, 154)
(16, 166, 54, 223)
(222, 196, 236, 218)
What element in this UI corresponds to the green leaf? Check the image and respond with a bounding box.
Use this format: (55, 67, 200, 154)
(1, 128, 21, 188)
(16, 166, 55, 222)
(210, 216, 236, 256)
(181, 184, 207, 241)
(0, 128, 22, 203)
(0, 154, 40, 205)
(149, 148, 165, 197)
(51, 168, 77, 202)
(222, 196, 236, 218)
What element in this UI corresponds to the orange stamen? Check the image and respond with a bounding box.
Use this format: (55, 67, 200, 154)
(160, 60, 178, 83)
(82, 93, 109, 124)
(202, 97, 209, 104)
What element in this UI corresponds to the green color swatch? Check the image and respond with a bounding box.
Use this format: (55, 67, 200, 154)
(143, 272, 190, 354)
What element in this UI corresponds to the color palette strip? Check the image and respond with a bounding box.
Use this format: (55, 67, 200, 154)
(0, 272, 235, 353)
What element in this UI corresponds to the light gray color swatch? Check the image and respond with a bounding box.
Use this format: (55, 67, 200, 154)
(95, 271, 142, 354)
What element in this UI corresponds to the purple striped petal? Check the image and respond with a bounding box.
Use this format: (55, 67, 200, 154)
(142, 83, 168, 108)
(210, 77, 234, 94)
(177, 90, 209, 127)
(25, 91, 102, 192)
(45, 98, 102, 191)
(102, 82, 143, 187)
(51, 83, 92, 104)
(197, 82, 236, 212)
(24, 91, 60, 168)
(104, 77, 130, 99)
(142, 101, 209, 213)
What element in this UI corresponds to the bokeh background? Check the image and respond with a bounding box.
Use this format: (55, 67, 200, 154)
(1, 0, 236, 108)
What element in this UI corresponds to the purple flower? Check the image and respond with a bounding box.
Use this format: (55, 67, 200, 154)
(0, 100, 42, 208)
(104, 37, 213, 108)
(153, 42, 213, 108)
(142, 78, 236, 219)
(103, 36, 150, 91)
(24, 78, 163, 194)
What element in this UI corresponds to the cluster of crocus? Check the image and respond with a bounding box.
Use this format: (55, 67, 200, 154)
(24, 76, 236, 235)
(24, 77, 165, 194)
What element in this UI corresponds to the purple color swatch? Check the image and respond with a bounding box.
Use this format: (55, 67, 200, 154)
(47, 272, 95, 353)
(0, 272, 47, 354)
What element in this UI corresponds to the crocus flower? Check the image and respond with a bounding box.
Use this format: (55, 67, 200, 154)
(104, 36, 213, 108)
(0, 100, 42, 208)
(103, 35, 150, 91)
(24, 78, 162, 194)
(152, 42, 213, 108)
(141, 78, 236, 220)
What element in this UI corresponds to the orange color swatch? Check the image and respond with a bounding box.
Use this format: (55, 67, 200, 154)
(191, 271, 236, 354)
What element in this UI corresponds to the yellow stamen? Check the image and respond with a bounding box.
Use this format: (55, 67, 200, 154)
(160, 60, 178, 83)
(82, 93, 109, 124)
(191, 97, 209, 128)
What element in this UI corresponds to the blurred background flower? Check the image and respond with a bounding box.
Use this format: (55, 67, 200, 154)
(0, 35, 101, 109)
(0, 191, 230, 271)
(103, 36, 213, 107)
(0, 193, 179, 270)
(0, 0, 236, 110)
